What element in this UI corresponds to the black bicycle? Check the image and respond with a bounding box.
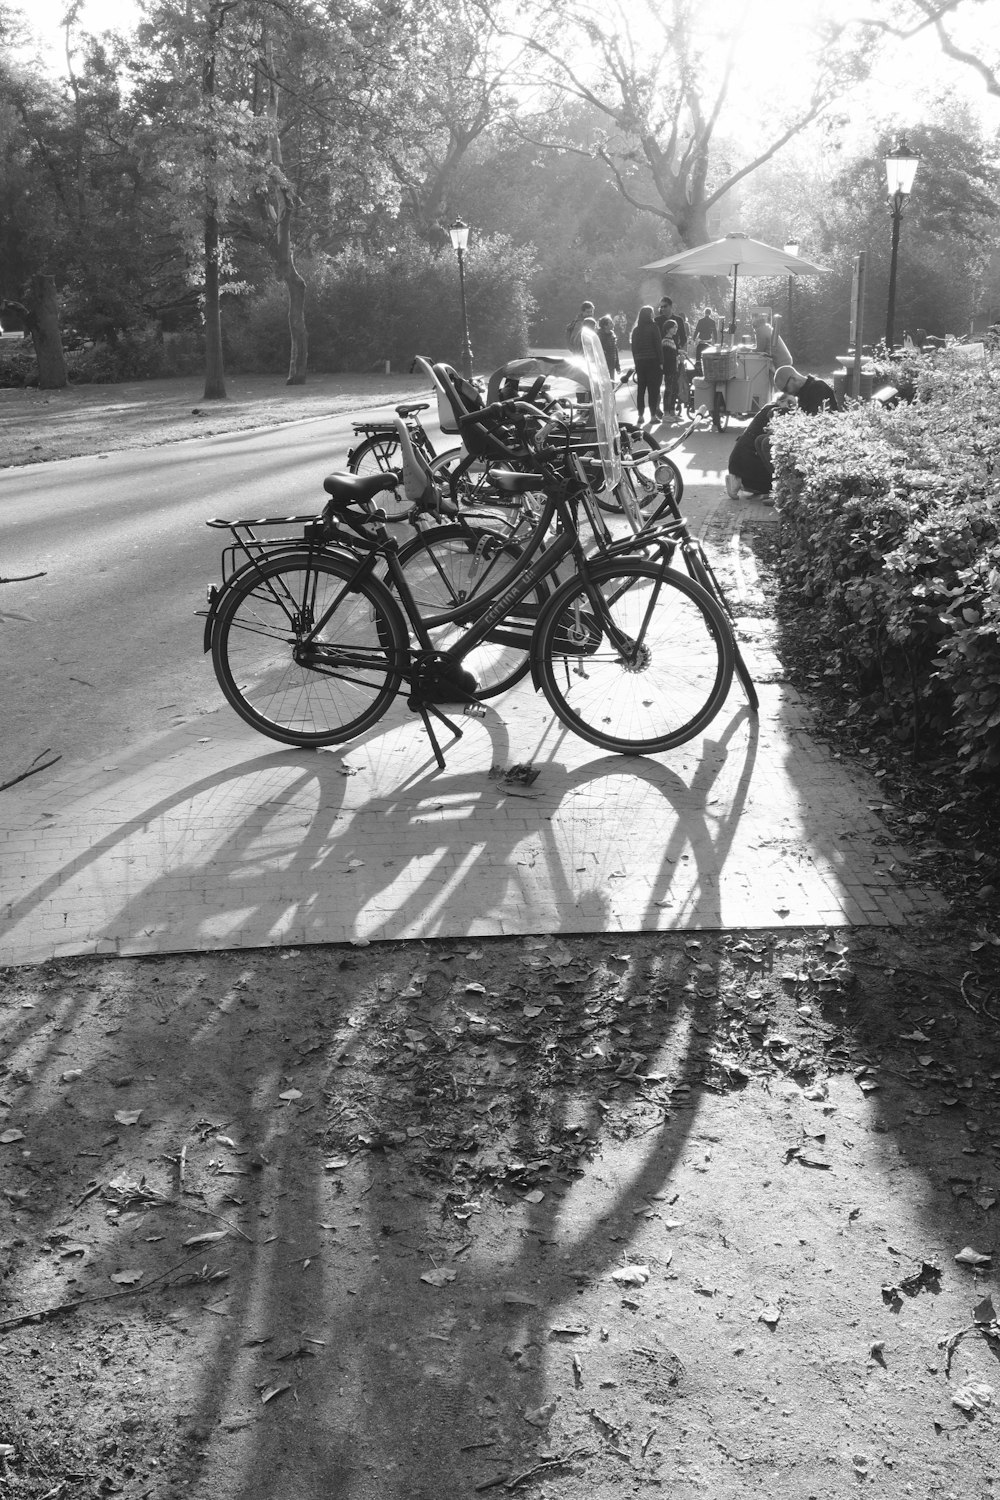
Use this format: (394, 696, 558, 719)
(204, 404, 737, 767)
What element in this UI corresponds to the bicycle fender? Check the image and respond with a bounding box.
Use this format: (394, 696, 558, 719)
(202, 584, 220, 651)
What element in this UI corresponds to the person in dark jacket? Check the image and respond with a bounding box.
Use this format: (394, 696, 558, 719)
(597, 314, 620, 377)
(724, 401, 783, 500)
(655, 296, 687, 351)
(725, 366, 839, 501)
(629, 305, 663, 423)
(660, 319, 679, 417)
(566, 301, 595, 353)
(772, 364, 838, 414)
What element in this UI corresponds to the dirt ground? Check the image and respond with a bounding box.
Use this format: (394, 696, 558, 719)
(2, 380, 1000, 1500)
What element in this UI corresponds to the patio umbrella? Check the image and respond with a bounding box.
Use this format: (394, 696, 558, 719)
(642, 233, 829, 341)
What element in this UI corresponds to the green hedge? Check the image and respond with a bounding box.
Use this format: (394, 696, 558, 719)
(770, 349, 1000, 773)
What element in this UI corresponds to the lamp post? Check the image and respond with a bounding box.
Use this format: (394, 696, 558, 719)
(883, 138, 921, 350)
(448, 218, 474, 380)
(783, 240, 799, 345)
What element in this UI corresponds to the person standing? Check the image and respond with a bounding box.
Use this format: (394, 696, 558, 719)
(660, 318, 680, 418)
(629, 305, 663, 424)
(694, 307, 717, 344)
(566, 300, 595, 354)
(597, 314, 620, 377)
(693, 306, 716, 373)
(656, 296, 688, 352)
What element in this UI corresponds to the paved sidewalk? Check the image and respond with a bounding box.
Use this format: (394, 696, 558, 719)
(0, 478, 944, 967)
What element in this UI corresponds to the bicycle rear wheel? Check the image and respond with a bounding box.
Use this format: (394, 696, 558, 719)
(393, 524, 542, 697)
(535, 558, 734, 754)
(211, 550, 406, 746)
(348, 432, 399, 475)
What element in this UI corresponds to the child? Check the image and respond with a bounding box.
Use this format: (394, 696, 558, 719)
(660, 318, 679, 417)
(597, 314, 620, 377)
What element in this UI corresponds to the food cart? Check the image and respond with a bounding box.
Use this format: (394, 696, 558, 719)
(694, 345, 773, 431)
(641, 232, 831, 432)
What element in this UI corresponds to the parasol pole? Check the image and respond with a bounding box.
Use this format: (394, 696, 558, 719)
(729, 263, 738, 346)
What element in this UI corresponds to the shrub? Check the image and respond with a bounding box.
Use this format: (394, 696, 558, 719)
(232, 233, 539, 376)
(0, 341, 37, 388)
(66, 328, 203, 383)
(770, 348, 1000, 773)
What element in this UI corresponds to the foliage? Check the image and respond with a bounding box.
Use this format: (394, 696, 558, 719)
(224, 232, 538, 372)
(770, 347, 1000, 774)
(499, 0, 881, 249)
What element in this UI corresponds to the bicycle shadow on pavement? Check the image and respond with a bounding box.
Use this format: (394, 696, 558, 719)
(1, 692, 762, 963)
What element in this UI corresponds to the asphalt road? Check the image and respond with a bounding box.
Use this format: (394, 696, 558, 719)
(1, 404, 434, 783)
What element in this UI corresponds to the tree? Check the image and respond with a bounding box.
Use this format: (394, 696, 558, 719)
(3, 274, 68, 386)
(756, 111, 1000, 356)
(247, 0, 409, 383)
(862, 1, 1000, 97)
(498, 0, 882, 251)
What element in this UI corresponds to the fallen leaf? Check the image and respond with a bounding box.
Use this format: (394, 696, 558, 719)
(277, 1089, 302, 1102)
(0, 1129, 25, 1144)
(323, 1157, 350, 1171)
(183, 1231, 229, 1247)
(955, 1246, 992, 1267)
(523, 1400, 556, 1428)
(502, 1291, 538, 1306)
(973, 1293, 996, 1324)
(420, 1268, 457, 1287)
(523, 1189, 545, 1205)
(952, 1382, 994, 1415)
(110, 1269, 144, 1285)
(611, 1265, 650, 1288)
(260, 1384, 291, 1404)
(113, 1110, 142, 1126)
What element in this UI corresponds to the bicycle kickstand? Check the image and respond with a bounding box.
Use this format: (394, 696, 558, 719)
(411, 700, 465, 771)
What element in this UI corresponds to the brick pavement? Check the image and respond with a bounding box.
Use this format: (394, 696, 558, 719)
(0, 484, 944, 966)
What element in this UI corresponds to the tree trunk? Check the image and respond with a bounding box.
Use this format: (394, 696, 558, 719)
(201, 1, 227, 402)
(262, 33, 308, 385)
(203, 207, 227, 400)
(23, 276, 68, 390)
(278, 202, 308, 385)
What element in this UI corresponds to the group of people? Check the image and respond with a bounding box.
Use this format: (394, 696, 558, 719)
(566, 294, 838, 501)
(566, 297, 721, 424)
(626, 298, 692, 424)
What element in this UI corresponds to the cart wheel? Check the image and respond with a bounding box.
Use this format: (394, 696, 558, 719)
(712, 391, 729, 432)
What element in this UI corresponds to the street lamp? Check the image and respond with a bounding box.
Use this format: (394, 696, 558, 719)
(448, 218, 474, 380)
(783, 240, 799, 344)
(883, 138, 921, 350)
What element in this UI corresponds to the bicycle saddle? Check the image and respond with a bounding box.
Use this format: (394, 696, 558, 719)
(322, 471, 397, 503)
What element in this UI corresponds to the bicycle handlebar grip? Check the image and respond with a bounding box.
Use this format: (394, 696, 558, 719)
(458, 402, 506, 427)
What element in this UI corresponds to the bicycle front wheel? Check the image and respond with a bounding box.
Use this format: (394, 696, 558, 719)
(535, 558, 734, 754)
(683, 543, 760, 713)
(393, 524, 541, 697)
(211, 550, 406, 746)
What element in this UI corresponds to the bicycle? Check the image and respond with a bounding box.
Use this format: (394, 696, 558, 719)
(603, 416, 759, 712)
(204, 402, 737, 769)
